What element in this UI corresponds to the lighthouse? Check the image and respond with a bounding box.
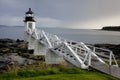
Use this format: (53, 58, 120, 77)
(24, 8, 36, 33)
(24, 8, 36, 49)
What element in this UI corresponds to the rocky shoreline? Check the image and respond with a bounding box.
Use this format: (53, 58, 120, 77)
(0, 38, 45, 72)
(0, 38, 120, 72)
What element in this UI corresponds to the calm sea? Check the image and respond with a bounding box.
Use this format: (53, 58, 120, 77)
(0, 26, 120, 44)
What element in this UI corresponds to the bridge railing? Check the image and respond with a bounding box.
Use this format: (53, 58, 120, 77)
(43, 31, 62, 47)
(87, 45, 118, 66)
(65, 40, 105, 66)
(26, 28, 118, 67)
(25, 26, 120, 78)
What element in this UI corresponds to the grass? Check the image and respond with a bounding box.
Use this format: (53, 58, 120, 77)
(0, 62, 119, 80)
(15, 74, 118, 80)
(0, 66, 119, 80)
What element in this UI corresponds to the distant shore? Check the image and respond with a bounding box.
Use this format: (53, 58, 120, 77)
(101, 26, 120, 31)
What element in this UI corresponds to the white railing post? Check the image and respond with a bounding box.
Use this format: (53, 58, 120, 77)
(111, 51, 118, 67)
(109, 51, 112, 65)
(93, 47, 96, 52)
(88, 52, 92, 66)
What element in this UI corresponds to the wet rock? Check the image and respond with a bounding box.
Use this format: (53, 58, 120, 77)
(0, 58, 11, 72)
(18, 42, 27, 49)
(0, 48, 10, 53)
(0, 38, 46, 72)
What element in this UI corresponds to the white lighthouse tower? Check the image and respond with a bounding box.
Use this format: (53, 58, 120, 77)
(24, 8, 36, 33)
(24, 8, 36, 50)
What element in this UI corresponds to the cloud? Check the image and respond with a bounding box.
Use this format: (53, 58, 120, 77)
(65, 15, 120, 29)
(0, 15, 23, 26)
(1, 14, 120, 29)
(36, 17, 62, 27)
(1, 0, 120, 29)
(0, 15, 62, 27)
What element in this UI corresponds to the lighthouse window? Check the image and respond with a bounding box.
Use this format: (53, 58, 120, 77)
(28, 23, 32, 29)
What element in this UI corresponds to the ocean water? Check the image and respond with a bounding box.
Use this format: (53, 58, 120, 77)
(0, 26, 120, 44)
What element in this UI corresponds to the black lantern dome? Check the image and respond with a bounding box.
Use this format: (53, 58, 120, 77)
(24, 8, 35, 22)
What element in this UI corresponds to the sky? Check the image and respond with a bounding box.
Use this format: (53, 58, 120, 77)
(1, 0, 120, 29)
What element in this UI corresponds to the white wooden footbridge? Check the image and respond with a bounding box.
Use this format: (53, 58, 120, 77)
(24, 8, 120, 78)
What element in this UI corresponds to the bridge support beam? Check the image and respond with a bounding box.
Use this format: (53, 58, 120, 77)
(45, 49, 64, 64)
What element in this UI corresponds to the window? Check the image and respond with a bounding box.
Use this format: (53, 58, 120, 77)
(28, 23, 32, 29)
